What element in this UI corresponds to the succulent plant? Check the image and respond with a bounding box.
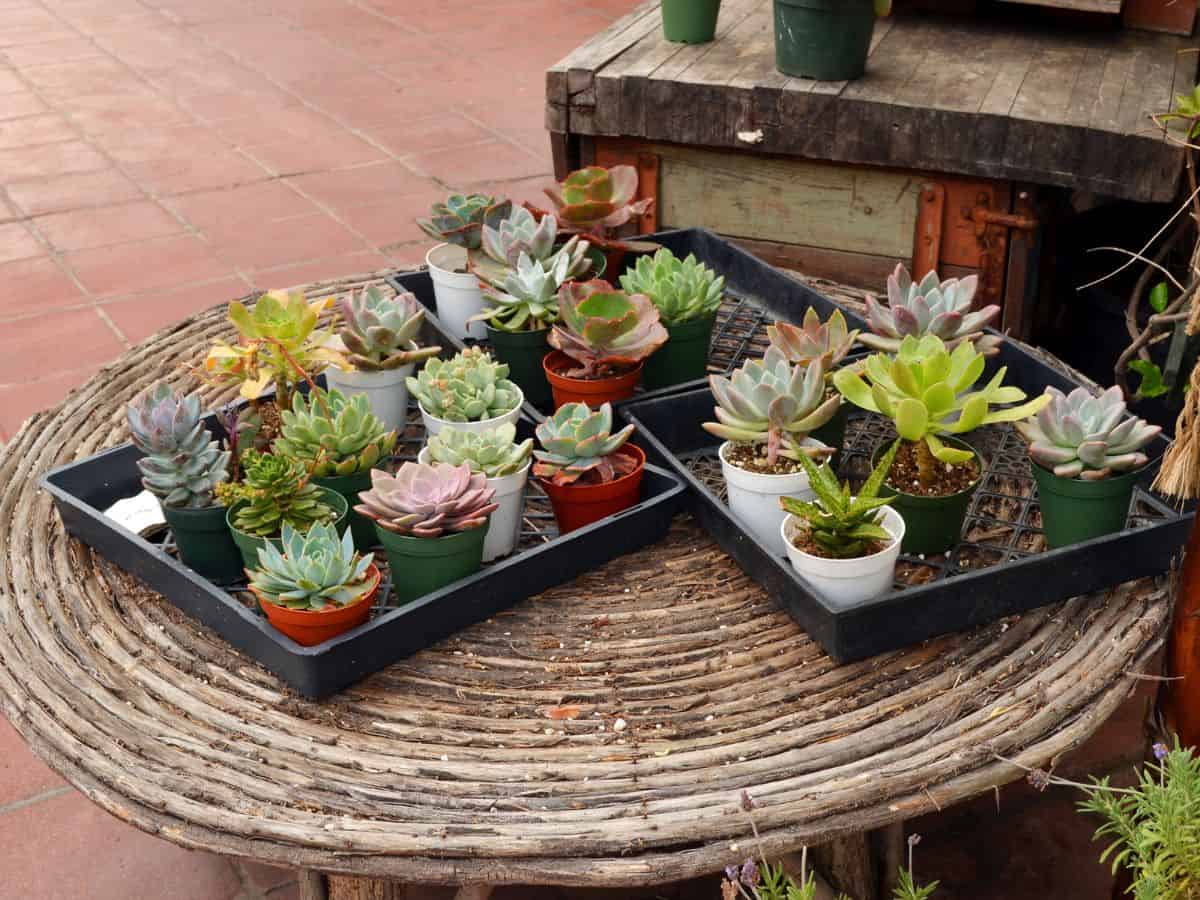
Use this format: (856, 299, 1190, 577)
(767, 308, 859, 370)
(416, 194, 512, 250)
(1015, 386, 1161, 480)
(548, 281, 669, 377)
(544, 165, 653, 235)
(332, 287, 442, 371)
(248, 521, 374, 611)
(861, 265, 1002, 357)
(204, 289, 335, 411)
(406, 347, 522, 422)
(618, 248, 725, 326)
(473, 251, 570, 333)
(533, 402, 637, 486)
(127, 383, 230, 509)
(222, 450, 337, 537)
(274, 388, 398, 478)
(425, 423, 533, 479)
(354, 462, 498, 537)
(702, 347, 841, 464)
(834, 335, 1050, 485)
(781, 440, 899, 559)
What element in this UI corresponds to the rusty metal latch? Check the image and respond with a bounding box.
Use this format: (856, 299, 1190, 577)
(970, 207, 1039, 235)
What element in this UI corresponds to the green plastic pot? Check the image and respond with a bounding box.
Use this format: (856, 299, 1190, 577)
(488, 325, 553, 410)
(874, 437, 981, 556)
(314, 468, 377, 552)
(374, 523, 488, 604)
(641, 315, 715, 391)
(226, 487, 350, 571)
(1031, 463, 1141, 549)
(662, 0, 721, 43)
(773, 0, 875, 81)
(162, 503, 244, 585)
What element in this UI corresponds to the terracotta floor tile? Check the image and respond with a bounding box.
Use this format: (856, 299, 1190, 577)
(66, 233, 238, 296)
(0, 26, 78, 48)
(57, 90, 195, 135)
(0, 220, 45, 262)
(101, 276, 248, 343)
(0, 713, 67, 806)
(0, 112, 78, 149)
(313, 83, 448, 130)
(4, 168, 144, 216)
(335, 197, 441, 251)
(361, 111, 497, 157)
(21, 57, 143, 95)
(0, 255, 86, 317)
(1, 38, 105, 68)
(179, 87, 297, 122)
(404, 138, 550, 188)
(0, 140, 111, 181)
(0, 790, 243, 900)
(0, 89, 47, 119)
(0, 68, 27, 93)
(207, 210, 371, 270)
(122, 149, 271, 195)
(243, 131, 389, 177)
(250, 249, 394, 291)
(212, 104, 344, 148)
(166, 181, 320, 233)
(0, 306, 124, 384)
(92, 123, 233, 164)
(284, 161, 430, 212)
(34, 200, 185, 251)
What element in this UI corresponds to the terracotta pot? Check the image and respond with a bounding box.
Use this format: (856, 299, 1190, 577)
(543, 350, 643, 409)
(538, 444, 645, 534)
(254, 563, 380, 646)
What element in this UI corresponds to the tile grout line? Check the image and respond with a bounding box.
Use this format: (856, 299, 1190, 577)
(0, 784, 72, 817)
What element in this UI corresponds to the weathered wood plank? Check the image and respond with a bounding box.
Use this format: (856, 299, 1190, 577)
(997, 0, 1121, 11)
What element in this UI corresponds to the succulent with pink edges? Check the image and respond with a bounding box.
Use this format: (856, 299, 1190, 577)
(354, 462, 497, 538)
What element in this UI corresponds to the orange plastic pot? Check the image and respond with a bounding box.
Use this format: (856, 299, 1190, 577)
(539, 444, 645, 534)
(543, 350, 643, 409)
(253, 563, 380, 647)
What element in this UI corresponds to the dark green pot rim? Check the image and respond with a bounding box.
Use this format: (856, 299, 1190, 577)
(225, 485, 349, 542)
(662, 313, 718, 337)
(1030, 462, 1148, 499)
(486, 324, 552, 344)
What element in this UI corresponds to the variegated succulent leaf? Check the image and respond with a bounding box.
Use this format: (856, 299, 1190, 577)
(544, 165, 654, 234)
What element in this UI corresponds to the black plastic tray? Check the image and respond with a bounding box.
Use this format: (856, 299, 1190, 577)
(609, 232, 1194, 662)
(41, 276, 685, 698)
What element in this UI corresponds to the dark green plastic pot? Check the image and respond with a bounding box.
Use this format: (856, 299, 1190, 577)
(226, 487, 349, 571)
(162, 504, 243, 585)
(662, 0, 721, 43)
(488, 326, 553, 409)
(375, 523, 488, 604)
(773, 0, 875, 81)
(314, 469, 376, 552)
(875, 437, 981, 556)
(810, 400, 847, 452)
(641, 315, 716, 390)
(1031, 463, 1141, 549)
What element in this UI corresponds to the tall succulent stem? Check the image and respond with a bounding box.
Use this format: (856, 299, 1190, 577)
(914, 438, 936, 488)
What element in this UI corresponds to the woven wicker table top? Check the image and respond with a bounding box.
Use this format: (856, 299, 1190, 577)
(0, 269, 1171, 887)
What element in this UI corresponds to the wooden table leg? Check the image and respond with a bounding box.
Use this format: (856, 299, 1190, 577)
(1168, 518, 1200, 748)
(316, 875, 493, 900)
(877, 822, 905, 896)
(812, 833, 877, 900)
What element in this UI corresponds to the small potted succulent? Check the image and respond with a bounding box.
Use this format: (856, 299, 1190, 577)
(247, 522, 380, 646)
(127, 383, 240, 584)
(543, 165, 659, 279)
(774, 0, 891, 82)
(861, 264, 1003, 357)
(767, 308, 860, 449)
(471, 252, 573, 409)
(470, 203, 597, 289)
(322, 287, 441, 432)
(416, 193, 511, 341)
(419, 423, 533, 561)
(354, 462, 497, 603)
(1016, 386, 1161, 548)
(662, 0, 721, 43)
(533, 402, 645, 533)
(618, 248, 725, 390)
(779, 440, 903, 607)
(220, 449, 346, 568)
(833, 335, 1050, 554)
(702, 347, 840, 554)
(274, 387, 398, 551)
(544, 281, 668, 408)
(407, 346, 524, 436)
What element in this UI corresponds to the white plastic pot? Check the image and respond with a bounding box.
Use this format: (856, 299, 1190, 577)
(427, 243, 486, 341)
(781, 505, 905, 609)
(418, 447, 530, 562)
(718, 440, 826, 555)
(323, 356, 415, 434)
(419, 384, 524, 436)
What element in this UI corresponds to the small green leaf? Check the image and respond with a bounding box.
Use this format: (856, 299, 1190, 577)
(1150, 282, 1169, 314)
(895, 398, 928, 441)
(1129, 359, 1170, 399)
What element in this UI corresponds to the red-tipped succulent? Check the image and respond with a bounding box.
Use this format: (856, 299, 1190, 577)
(548, 281, 668, 378)
(544, 165, 654, 235)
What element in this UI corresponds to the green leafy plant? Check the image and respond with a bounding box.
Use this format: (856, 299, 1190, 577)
(1129, 359, 1171, 400)
(248, 521, 373, 611)
(618, 247, 725, 326)
(767, 308, 859, 371)
(416, 194, 512, 250)
(407, 347, 522, 422)
(473, 251, 570, 333)
(548, 280, 669, 377)
(354, 462, 497, 537)
(330, 287, 441, 372)
(274, 387, 398, 478)
(533, 402, 636, 485)
(1157, 84, 1200, 140)
(833, 335, 1049, 487)
(219, 450, 336, 537)
(127, 383, 230, 509)
(862, 265, 1002, 357)
(703, 347, 841, 465)
(781, 439, 898, 558)
(425, 423, 533, 479)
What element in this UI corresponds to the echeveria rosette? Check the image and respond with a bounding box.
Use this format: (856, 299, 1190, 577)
(618, 248, 725, 326)
(1015, 386, 1161, 480)
(225, 450, 337, 537)
(861, 264, 1002, 357)
(702, 346, 841, 465)
(274, 387, 398, 478)
(479, 206, 593, 273)
(833, 335, 1051, 468)
(127, 383, 230, 509)
(544, 165, 653, 235)
(354, 462, 498, 538)
(767, 308, 859, 371)
(533, 402, 636, 486)
(248, 521, 373, 611)
(548, 281, 668, 377)
(425, 423, 533, 479)
(472, 252, 570, 333)
(332, 287, 441, 372)
(416, 194, 512, 250)
(406, 347, 522, 423)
